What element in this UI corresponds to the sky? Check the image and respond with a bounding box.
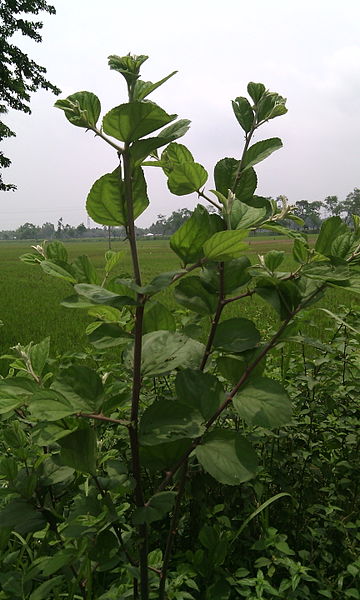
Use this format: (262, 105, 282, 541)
(2, 0, 360, 230)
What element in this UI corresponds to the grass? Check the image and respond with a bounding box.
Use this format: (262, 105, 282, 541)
(0, 236, 355, 357)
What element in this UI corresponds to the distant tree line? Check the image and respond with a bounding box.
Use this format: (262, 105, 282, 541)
(0, 190, 359, 240)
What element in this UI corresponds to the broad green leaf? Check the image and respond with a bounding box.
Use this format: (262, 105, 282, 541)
(86, 167, 149, 226)
(72, 255, 99, 284)
(40, 260, 76, 284)
(292, 238, 309, 264)
(214, 158, 257, 201)
(217, 350, 266, 385)
(234, 377, 292, 427)
(139, 399, 205, 445)
(167, 162, 208, 195)
(105, 250, 123, 274)
(0, 394, 23, 414)
(74, 283, 137, 307)
(264, 250, 285, 271)
(315, 216, 348, 256)
(213, 318, 260, 352)
(39, 550, 75, 577)
(140, 438, 192, 471)
(200, 257, 251, 294)
(302, 262, 350, 284)
(247, 82, 266, 104)
(203, 230, 248, 261)
(29, 337, 50, 377)
(45, 240, 68, 263)
(195, 429, 258, 485)
(31, 422, 77, 446)
(257, 92, 287, 122)
(230, 198, 270, 230)
(102, 101, 176, 142)
(242, 138, 283, 171)
(130, 119, 190, 164)
(133, 492, 177, 525)
(330, 231, 355, 259)
(262, 223, 307, 240)
(143, 301, 176, 334)
(125, 330, 205, 377)
(88, 323, 132, 349)
(29, 576, 64, 600)
(40, 459, 75, 486)
(141, 270, 184, 295)
(174, 276, 217, 315)
(52, 366, 103, 413)
(170, 204, 219, 265)
(55, 91, 101, 128)
(0, 499, 47, 535)
(175, 369, 225, 420)
(29, 390, 76, 421)
(232, 96, 254, 133)
(256, 279, 301, 319)
(133, 71, 177, 100)
(161, 141, 194, 175)
(58, 425, 97, 474)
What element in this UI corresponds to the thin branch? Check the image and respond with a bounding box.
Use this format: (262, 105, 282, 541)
(90, 126, 124, 153)
(199, 262, 225, 371)
(78, 413, 130, 427)
(197, 189, 222, 211)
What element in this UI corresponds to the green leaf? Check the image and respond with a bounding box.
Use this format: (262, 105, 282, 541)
(140, 438, 192, 471)
(130, 120, 190, 164)
(214, 158, 257, 201)
(170, 204, 220, 265)
(88, 323, 131, 349)
(40, 260, 76, 284)
(105, 250, 123, 274)
(125, 330, 205, 377)
(167, 162, 208, 195)
(58, 425, 97, 474)
(203, 230, 248, 261)
(262, 223, 307, 240)
(217, 350, 265, 385)
(247, 82, 266, 104)
(232, 97, 254, 133)
(234, 377, 292, 427)
(55, 91, 101, 128)
(302, 262, 350, 284)
(195, 429, 258, 485)
(29, 576, 64, 600)
(256, 279, 301, 319)
(108, 53, 148, 83)
(45, 240, 68, 263)
(200, 257, 251, 294)
(86, 166, 149, 226)
(143, 301, 176, 334)
(140, 399, 205, 445)
(175, 369, 225, 420)
(242, 138, 283, 171)
(231, 492, 291, 543)
(133, 71, 177, 100)
(0, 499, 47, 535)
(174, 276, 217, 315)
(230, 198, 271, 230)
(133, 492, 177, 525)
(264, 250, 285, 271)
(330, 231, 355, 259)
(72, 255, 99, 284)
(102, 101, 176, 142)
(29, 390, 76, 421)
(39, 550, 75, 577)
(315, 216, 348, 256)
(292, 238, 309, 264)
(74, 283, 137, 307)
(213, 318, 260, 352)
(29, 337, 50, 377)
(0, 394, 22, 414)
(52, 366, 103, 413)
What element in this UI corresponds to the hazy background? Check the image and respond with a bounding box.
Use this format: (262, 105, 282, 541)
(2, 0, 360, 229)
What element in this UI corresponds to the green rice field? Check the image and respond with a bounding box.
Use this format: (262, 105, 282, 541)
(0, 237, 355, 356)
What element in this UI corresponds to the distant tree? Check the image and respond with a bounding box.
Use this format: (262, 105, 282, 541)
(76, 223, 87, 236)
(40, 221, 55, 238)
(322, 195, 341, 217)
(339, 188, 360, 223)
(293, 200, 322, 231)
(149, 209, 191, 235)
(16, 222, 39, 239)
(0, 0, 60, 191)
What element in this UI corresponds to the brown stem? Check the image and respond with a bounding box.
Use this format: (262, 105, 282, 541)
(199, 262, 225, 371)
(78, 413, 129, 427)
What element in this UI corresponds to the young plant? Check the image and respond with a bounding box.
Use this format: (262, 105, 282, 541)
(1, 53, 360, 600)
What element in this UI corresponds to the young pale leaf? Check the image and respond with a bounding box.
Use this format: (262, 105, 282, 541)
(234, 377, 292, 428)
(247, 82, 266, 104)
(174, 276, 218, 315)
(139, 399, 205, 445)
(264, 250, 285, 271)
(133, 71, 177, 100)
(170, 204, 219, 265)
(213, 318, 260, 352)
(133, 492, 177, 525)
(242, 138, 282, 171)
(175, 369, 225, 420)
(86, 167, 148, 226)
(195, 429, 258, 485)
(125, 330, 205, 377)
(214, 158, 257, 201)
(167, 162, 208, 196)
(102, 101, 176, 142)
(203, 230, 248, 261)
(315, 216, 349, 256)
(29, 337, 50, 377)
(55, 91, 101, 128)
(232, 97, 254, 133)
(143, 301, 176, 333)
(105, 250, 123, 274)
(46, 241, 68, 263)
(58, 426, 97, 474)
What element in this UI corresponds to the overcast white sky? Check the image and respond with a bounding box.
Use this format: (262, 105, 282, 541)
(2, 0, 360, 229)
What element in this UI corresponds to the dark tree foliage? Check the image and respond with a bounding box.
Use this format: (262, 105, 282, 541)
(0, 0, 60, 191)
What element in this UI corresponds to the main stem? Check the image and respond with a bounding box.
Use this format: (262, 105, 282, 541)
(123, 145, 148, 599)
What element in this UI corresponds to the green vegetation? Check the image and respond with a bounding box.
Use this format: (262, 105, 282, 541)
(0, 54, 359, 600)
